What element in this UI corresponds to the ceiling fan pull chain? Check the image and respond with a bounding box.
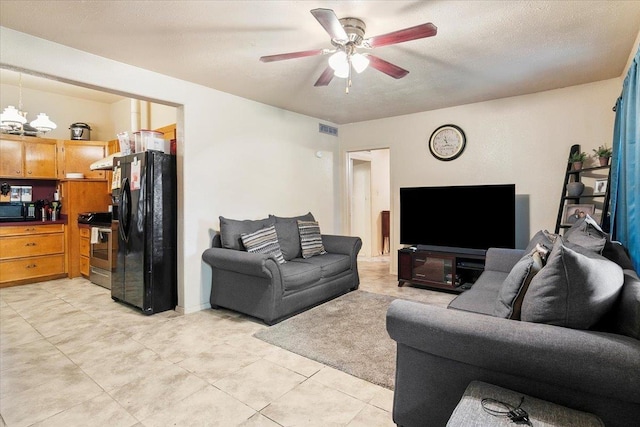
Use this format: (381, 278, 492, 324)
(346, 56, 352, 94)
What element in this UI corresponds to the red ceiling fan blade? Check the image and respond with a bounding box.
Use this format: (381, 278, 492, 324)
(366, 55, 409, 79)
(260, 49, 325, 62)
(365, 23, 437, 48)
(311, 8, 348, 42)
(314, 66, 335, 86)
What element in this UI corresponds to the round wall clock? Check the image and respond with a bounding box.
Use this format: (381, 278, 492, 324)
(428, 124, 466, 161)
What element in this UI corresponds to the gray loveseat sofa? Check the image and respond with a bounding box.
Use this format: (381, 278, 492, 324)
(387, 218, 640, 427)
(202, 213, 362, 325)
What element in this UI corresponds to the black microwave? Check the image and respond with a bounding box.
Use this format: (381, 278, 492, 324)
(0, 202, 37, 222)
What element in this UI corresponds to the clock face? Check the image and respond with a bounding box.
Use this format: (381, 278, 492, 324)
(429, 125, 466, 161)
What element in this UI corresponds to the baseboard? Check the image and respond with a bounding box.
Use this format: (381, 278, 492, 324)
(175, 301, 212, 315)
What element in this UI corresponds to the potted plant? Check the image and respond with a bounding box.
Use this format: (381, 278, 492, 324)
(568, 151, 588, 170)
(592, 144, 613, 166)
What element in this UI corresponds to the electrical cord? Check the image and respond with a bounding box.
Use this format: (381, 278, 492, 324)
(481, 396, 533, 426)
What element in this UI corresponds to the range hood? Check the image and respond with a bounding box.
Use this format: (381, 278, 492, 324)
(90, 152, 122, 170)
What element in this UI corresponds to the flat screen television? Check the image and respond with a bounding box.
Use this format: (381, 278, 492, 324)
(400, 184, 516, 251)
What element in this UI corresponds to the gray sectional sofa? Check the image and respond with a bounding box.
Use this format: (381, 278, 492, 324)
(387, 217, 640, 427)
(202, 213, 362, 325)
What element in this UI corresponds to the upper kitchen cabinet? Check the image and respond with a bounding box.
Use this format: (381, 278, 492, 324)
(58, 140, 108, 179)
(0, 135, 58, 179)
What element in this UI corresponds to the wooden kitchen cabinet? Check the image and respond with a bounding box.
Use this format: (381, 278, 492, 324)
(79, 226, 90, 277)
(0, 223, 66, 286)
(58, 140, 108, 179)
(0, 138, 22, 177)
(60, 180, 110, 278)
(0, 135, 58, 179)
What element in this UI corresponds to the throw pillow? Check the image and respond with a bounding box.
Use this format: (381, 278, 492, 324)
(602, 240, 635, 270)
(493, 248, 545, 320)
(269, 212, 315, 260)
(520, 238, 624, 330)
(240, 225, 286, 264)
(563, 214, 607, 253)
(523, 230, 559, 253)
(219, 216, 275, 251)
(297, 220, 327, 259)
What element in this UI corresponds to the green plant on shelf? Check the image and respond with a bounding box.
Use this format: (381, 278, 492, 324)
(568, 151, 588, 163)
(592, 144, 612, 158)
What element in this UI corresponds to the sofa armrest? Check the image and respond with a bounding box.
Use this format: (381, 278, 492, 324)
(322, 234, 362, 257)
(202, 247, 277, 279)
(387, 299, 640, 402)
(485, 248, 525, 273)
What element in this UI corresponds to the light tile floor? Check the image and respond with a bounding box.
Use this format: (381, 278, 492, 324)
(0, 256, 455, 427)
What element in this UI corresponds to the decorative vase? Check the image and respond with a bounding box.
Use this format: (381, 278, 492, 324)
(598, 156, 610, 166)
(566, 182, 585, 197)
(572, 161, 583, 171)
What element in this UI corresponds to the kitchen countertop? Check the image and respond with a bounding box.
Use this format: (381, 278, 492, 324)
(0, 216, 68, 226)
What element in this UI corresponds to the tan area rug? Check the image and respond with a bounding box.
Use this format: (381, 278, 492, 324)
(253, 290, 419, 390)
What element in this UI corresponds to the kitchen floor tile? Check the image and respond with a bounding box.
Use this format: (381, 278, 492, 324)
(0, 258, 411, 426)
(214, 358, 306, 411)
(108, 362, 208, 421)
(139, 385, 255, 427)
(261, 379, 366, 426)
(29, 392, 138, 427)
(0, 368, 103, 427)
(347, 404, 395, 427)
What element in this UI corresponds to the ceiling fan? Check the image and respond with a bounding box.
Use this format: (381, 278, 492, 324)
(260, 8, 437, 93)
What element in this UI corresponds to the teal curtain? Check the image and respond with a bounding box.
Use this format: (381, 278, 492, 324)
(610, 46, 639, 272)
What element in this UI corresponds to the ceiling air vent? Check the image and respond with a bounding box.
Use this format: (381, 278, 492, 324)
(319, 123, 338, 136)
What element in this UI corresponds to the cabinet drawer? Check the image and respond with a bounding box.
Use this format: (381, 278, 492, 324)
(79, 237, 90, 257)
(0, 224, 64, 237)
(0, 234, 65, 259)
(80, 255, 90, 277)
(0, 254, 65, 283)
(413, 255, 454, 284)
(79, 227, 90, 238)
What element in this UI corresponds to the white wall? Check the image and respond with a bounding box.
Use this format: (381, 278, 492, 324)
(370, 149, 390, 255)
(1, 27, 341, 313)
(339, 79, 621, 273)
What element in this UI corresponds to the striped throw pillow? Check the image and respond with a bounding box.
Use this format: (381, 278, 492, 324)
(298, 220, 326, 259)
(240, 225, 286, 264)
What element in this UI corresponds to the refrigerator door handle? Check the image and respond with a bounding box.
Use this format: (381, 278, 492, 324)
(120, 177, 131, 242)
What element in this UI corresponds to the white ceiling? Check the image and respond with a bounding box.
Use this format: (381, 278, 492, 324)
(1, 1, 639, 124)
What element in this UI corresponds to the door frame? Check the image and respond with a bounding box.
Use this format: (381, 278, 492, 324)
(345, 148, 391, 259)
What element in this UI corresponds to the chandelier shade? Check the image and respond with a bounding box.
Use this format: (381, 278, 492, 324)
(0, 105, 27, 130)
(1, 73, 57, 135)
(30, 113, 57, 133)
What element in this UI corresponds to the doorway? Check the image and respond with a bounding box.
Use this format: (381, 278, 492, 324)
(347, 149, 391, 260)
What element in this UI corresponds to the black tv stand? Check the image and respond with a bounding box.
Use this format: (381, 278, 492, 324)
(398, 246, 486, 293)
(416, 244, 486, 257)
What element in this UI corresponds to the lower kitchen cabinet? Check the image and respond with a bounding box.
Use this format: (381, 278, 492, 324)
(0, 223, 66, 286)
(79, 226, 90, 277)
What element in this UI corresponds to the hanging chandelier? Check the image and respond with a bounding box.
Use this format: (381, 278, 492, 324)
(0, 73, 57, 135)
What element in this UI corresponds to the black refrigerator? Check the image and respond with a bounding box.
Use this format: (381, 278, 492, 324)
(111, 150, 177, 314)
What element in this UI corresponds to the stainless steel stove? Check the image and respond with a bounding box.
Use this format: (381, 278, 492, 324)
(78, 212, 113, 289)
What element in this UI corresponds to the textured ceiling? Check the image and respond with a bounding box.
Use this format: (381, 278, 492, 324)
(1, 1, 639, 124)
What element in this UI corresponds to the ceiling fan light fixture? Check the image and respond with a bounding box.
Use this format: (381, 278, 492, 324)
(30, 113, 57, 133)
(351, 53, 369, 73)
(334, 65, 350, 79)
(328, 51, 347, 71)
(329, 51, 350, 78)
